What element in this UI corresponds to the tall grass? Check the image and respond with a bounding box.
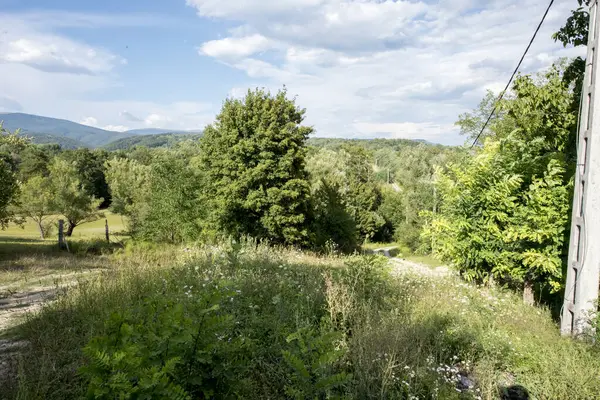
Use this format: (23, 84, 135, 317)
(2, 240, 599, 399)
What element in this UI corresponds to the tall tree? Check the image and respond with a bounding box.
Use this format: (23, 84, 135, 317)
(137, 153, 203, 242)
(49, 158, 103, 236)
(60, 148, 111, 208)
(0, 125, 28, 228)
(15, 145, 54, 182)
(553, 0, 590, 98)
(200, 88, 312, 246)
(306, 146, 385, 244)
(104, 157, 151, 218)
(426, 65, 576, 301)
(13, 175, 55, 239)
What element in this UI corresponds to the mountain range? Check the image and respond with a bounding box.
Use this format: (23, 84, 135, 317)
(0, 113, 202, 148)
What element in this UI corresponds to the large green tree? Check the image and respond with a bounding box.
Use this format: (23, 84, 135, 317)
(104, 157, 151, 218)
(0, 126, 28, 228)
(553, 0, 590, 98)
(200, 88, 312, 246)
(12, 175, 55, 239)
(425, 65, 576, 302)
(134, 152, 203, 243)
(49, 158, 103, 236)
(306, 145, 385, 244)
(60, 148, 111, 208)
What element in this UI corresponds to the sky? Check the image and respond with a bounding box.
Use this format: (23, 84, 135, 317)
(0, 0, 586, 145)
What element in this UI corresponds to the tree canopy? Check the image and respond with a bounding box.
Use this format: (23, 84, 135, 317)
(199, 88, 313, 246)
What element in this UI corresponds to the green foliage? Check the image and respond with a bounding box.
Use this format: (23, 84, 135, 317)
(12, 175, 55, 239)
(307, 146, 385, 245)
(81, 282, 235, 399)
(7, 242, 600, 399)
(103, 133, 203, 151)
(133, 153, 203, 242)
(104, 157, 150, 217)
(200, 87, 313, 246)
(49, 158, 104, 236)
(14, 144, 53, 181)
(553, 0, 590, 48)
(0, 125, 29, 228)
(456, 90, 501, 145)
(377, 189, 404, 242)
(553, 0, 590, 105)
(282, 328, 350, 399)
(310, 179, 358, 253)
(427, 65, 576, 294)
(59, 148, 111, 208)
(18, 132, 87, 149)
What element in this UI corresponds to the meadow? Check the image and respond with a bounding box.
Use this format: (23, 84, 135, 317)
(0, 212, 125, 240)
(1, 235, 599, 399)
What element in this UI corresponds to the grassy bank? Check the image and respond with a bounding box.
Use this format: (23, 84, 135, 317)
(1, 241, 599, 399)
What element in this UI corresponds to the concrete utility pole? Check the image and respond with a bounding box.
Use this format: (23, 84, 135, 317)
(561, 0, 600, 337)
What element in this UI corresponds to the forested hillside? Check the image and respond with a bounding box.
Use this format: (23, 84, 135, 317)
(0, 113, 133, 147)
(16, 132, 88, 149)
(103, 132, 204, 151)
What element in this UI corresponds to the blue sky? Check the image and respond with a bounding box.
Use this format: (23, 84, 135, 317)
(0, 0, 585, 145)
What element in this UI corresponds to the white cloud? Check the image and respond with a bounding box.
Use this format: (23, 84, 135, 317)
(186, 0, 324, 19)
(195, 0, 586, 144)
(0, 31, 124, 75)
(144, 113, 172, 127)
(353, 122, 459, 142)
(103, 125, 130, 132)
(80, 116, 98, 126)
(200, 34, 274, 59)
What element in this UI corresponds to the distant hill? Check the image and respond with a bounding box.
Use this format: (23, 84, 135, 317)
(307, 138, 440, 151)
(0, 113, 133, 147)
(103, 132, 204, 151)
(18, 132, 88, 149)
(125, 128, 201, 135)
(0, 112, 436, 150)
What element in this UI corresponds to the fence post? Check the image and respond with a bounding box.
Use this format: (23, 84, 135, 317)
(105, 219, 110, 243)
(58, 219, 66, 250)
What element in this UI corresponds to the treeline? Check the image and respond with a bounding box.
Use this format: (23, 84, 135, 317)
(0, 90, 455, 253)
(97, 88, 458, 251)
(102, 132, 204, 151)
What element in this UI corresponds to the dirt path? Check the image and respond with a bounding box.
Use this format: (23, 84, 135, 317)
(388, 257, 452, 277)
(0, 270, 103, 380)
(371, 246, 452, 278)
(0, 270, 104, 330)
(0, 285, 60, 380)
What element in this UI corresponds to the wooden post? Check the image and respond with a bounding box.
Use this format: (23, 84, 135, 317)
(105, 219, 110, 243)
(58, 219, 66, 250)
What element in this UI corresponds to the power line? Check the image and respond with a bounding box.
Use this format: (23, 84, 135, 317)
(470, 0, 556, 148)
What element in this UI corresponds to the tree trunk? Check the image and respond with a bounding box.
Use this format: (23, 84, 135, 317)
(66, 221, 76, 237)
(523, 280, 535, 306)
(36, 221, 45, 240)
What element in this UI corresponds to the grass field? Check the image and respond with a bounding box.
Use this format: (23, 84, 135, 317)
(0, 212, 126, 240)
(1, 241, 599, 399)
(0, 213, 126, 295)
(2, 225, 600, 399)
